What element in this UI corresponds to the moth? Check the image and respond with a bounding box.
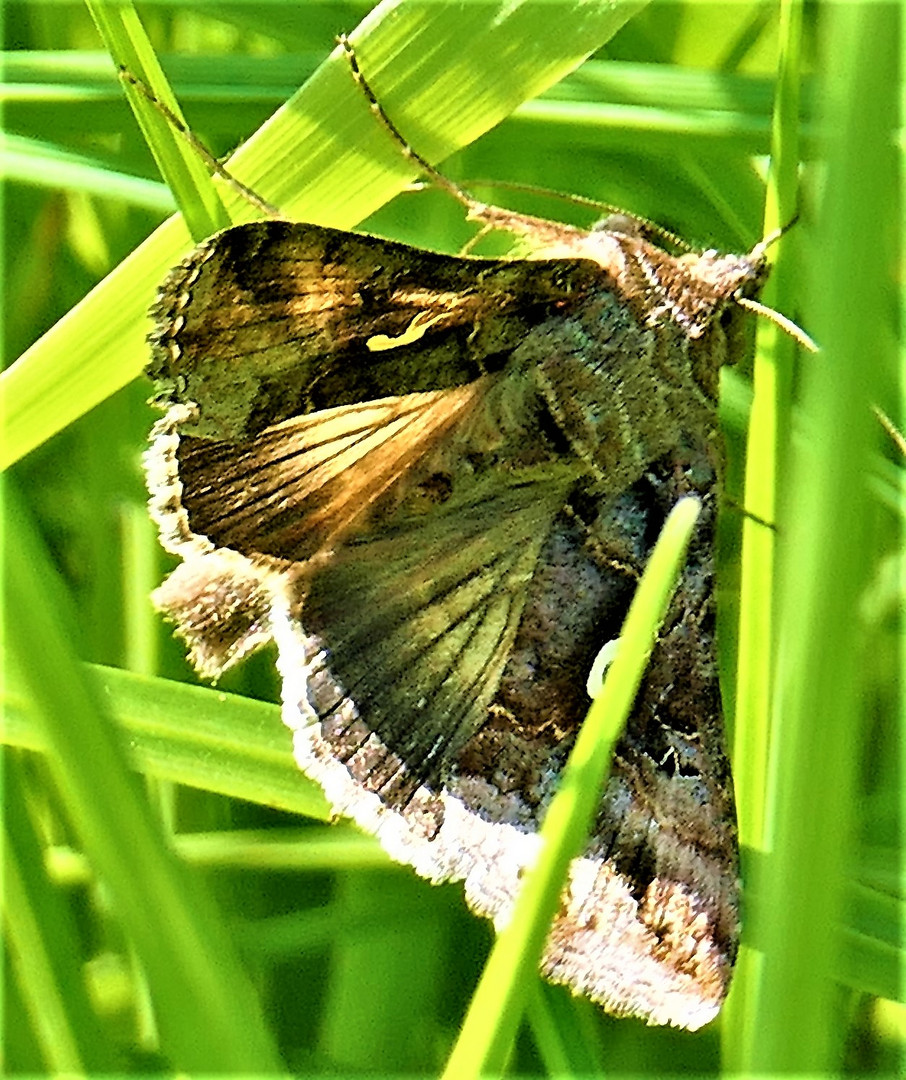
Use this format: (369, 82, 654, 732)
(143, 46, 772, 1031)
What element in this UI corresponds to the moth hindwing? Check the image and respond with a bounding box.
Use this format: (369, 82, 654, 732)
(145, 162, 767, 1028)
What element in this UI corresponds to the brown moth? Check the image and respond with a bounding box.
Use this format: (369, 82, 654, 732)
(144, 50, 769, 1030)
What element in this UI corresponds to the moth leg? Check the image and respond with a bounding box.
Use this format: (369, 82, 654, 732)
(117, 67, 280, 218)
(336, 34, 589, 252)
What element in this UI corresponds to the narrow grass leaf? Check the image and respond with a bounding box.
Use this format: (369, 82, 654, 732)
(724, 0, 804, 1062)
(751, 4, 897, 1071)
(2, 663, 330, 820)
(525, 983, 604, 1077)
(3, 760, 117, 1072)
(443, 498, 701, 1080)
(0, 132, 174, 210)
(4, 482, 286, 1073)
(85, 0, 229, 240)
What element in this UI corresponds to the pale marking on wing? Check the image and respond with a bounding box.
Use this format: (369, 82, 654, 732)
(587, 638, 621, 699)
(366, 309, 455, 352)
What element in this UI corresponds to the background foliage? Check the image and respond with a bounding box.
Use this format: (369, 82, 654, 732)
(3, 0, 902, 1076)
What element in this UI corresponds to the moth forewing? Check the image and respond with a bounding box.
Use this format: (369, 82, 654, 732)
(148, 221, 603, 442)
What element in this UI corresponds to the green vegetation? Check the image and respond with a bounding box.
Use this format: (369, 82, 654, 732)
(3, 1, 902, 1075)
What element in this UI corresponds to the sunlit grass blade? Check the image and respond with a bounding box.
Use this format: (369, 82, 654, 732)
(443, 498, 702, 1080)
(2, 663, 329, 820)
(724, 0, 804, 1063)
(748, 4, 897, 1071)
(2, 0, 646, 470)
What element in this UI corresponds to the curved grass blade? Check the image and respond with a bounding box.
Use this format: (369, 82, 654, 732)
(1, 0, 646, 470)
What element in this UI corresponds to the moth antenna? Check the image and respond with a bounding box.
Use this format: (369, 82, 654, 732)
(117, 66, 281, 219)
(873, 406, 906, 457)
(458, 222, 497, 256)
(338, 40, 696, 258)
(746, 214, 800, 262)
(735, 294, 819, 353)
(337, 34, 484, 215)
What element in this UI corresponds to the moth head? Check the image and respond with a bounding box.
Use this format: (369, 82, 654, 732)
(678, 247, 771, 399)
(705, 241, 817, 357)
(678, 245, 770, 307)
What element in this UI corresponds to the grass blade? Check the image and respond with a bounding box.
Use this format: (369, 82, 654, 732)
(443, 498, 701, 1080)
(4, 481, 286, 1073)
(724, 0, 804, 1061)
(2, 0, 646, 470)
(747, 4, 898, 1070)
(85, 0, 230, 240)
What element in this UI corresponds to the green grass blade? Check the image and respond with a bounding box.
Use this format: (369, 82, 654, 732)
(749, 4, 898, 1071)
(443, 498, 702, 1080)
(525, 983, 604, 1076)
(2, 663, 330, 819)
(724, 0, 804, 1063)
(44, 826, 388, 883)
(838, 883, 904, 1002)
(732, 0, 804, 845)
(84, 0, 230, 240)
(2, 0, 646, 470)
(3, 759, 117, 1072)
(4, 481, 286, 1073)
(0, 131, 174, 209)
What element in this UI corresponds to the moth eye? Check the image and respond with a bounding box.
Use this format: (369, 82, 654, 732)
(718, 306, 736, 329)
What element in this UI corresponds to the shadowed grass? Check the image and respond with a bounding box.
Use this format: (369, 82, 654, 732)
(5, 481, 286, 1073)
